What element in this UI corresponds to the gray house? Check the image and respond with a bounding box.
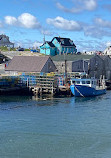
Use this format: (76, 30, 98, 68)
(89, 55, 111, 79)
(54, 60, 88, 73)
(0, 34, 14, 48)
(5, 56, 56, 75)
(72, 60, 88, 73)
(52, 54, 93, 73)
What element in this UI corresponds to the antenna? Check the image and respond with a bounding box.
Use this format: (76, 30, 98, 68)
(43, 34, 45, 44)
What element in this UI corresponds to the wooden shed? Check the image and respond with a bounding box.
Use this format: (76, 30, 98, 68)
(89, 55, 111, 79)
(5, 56, 57, 75)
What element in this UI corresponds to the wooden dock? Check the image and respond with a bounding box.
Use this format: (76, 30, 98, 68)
(20, 73, 57, 96)
(0, 72, 81, 96)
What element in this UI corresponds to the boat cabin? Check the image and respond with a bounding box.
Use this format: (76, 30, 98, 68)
(71, 78, 97, 88)
(71, 76, 106, 90)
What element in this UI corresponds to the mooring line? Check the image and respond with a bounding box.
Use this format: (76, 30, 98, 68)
(74, 85, 85, 97)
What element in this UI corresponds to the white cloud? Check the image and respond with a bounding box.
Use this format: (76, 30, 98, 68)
(95, 18, 111, 28)
(14, 39, 43, 49)
(56, 0, 97, 13)
(18, 13, 41, 29)
(84, 0, 97, 11)
(5, 16, 17, 26)
(76, 39, 106, 52)
(83, 24, 111, 39)
(56, 2, 82, 13)
(106, 41, 111, 47)
(33, 41, 43, 48)
(46, 16, 82, 31)
(4, 13, 41, 29)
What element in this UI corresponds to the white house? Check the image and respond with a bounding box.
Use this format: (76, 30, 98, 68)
(103, 46, 111, 55)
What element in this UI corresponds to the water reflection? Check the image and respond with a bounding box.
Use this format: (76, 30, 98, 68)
(0, 93, 109, 110)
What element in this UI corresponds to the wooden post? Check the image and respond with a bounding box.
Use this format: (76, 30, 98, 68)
(52, 82, 53, 94)
(65, 59, 67, 84)
(27, 78, 29, 87)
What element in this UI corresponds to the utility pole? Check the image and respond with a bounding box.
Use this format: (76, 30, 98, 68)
(64, 53, 67, 84)
(43, 34, 46, 55)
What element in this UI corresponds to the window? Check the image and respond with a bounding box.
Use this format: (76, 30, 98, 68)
(61, 40, 64, 44)
(69, 40, 73, 45)
(82, 81, 85, 84)
(72, 81, 75, 84)
(76, 81, 80, 84)
(92, 81, 93, 84)
(86, 81, 90, 84)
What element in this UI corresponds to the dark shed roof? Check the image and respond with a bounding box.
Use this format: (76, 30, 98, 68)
(51, 54, 94, 61)
(5, 56, 50, 72)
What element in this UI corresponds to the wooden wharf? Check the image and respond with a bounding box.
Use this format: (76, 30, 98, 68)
(20, 73, 57, 96)
(0, 72, 85, 96)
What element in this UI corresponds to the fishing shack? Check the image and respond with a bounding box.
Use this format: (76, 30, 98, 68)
(5, 56, 57, 95)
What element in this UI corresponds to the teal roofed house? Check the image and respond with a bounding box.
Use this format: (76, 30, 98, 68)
(40, 37, 77, 56)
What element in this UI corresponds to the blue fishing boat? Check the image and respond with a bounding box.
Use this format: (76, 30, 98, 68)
(70, 77, 106, 97)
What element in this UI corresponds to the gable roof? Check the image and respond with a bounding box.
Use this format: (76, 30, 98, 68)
(47, 41, 55, 47)
(40, 41, 55, 48)
(5, 56, 50, 72)
(99, 55, 110, 60)
(0, 34, 14, 45)
(52, 37, 76, 47)
(91, 54, 110, 61)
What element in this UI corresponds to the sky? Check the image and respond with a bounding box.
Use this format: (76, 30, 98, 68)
(0, 0, 111, 52)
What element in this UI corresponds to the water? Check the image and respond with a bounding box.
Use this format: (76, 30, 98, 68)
(0, 92, 111, 158)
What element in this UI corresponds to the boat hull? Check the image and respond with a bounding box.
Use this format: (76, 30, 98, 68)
(70, 85, 106, 97)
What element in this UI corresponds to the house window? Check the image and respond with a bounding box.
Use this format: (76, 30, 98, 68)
(69, 40, 73, 45)
(61, 40, 64, 44)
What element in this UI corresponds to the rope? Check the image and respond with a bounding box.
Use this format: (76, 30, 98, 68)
(74, 85, 85, 97)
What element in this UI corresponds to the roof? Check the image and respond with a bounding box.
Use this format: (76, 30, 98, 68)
(0, 34, 14, 45)
(52, 37, 76, 47)
(47, 41, 55, 47)
(91, 54, 110, 61)
(98, 55, 109, 60)
(51, 54, 94, 62)
(5, 56, 50, 72)
(40, 41, 55, 48)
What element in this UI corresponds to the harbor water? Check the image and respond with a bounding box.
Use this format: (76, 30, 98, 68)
(0, 91, 111, 158)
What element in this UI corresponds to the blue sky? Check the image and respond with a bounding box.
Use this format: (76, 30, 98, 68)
(0, 0, 111, 52)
